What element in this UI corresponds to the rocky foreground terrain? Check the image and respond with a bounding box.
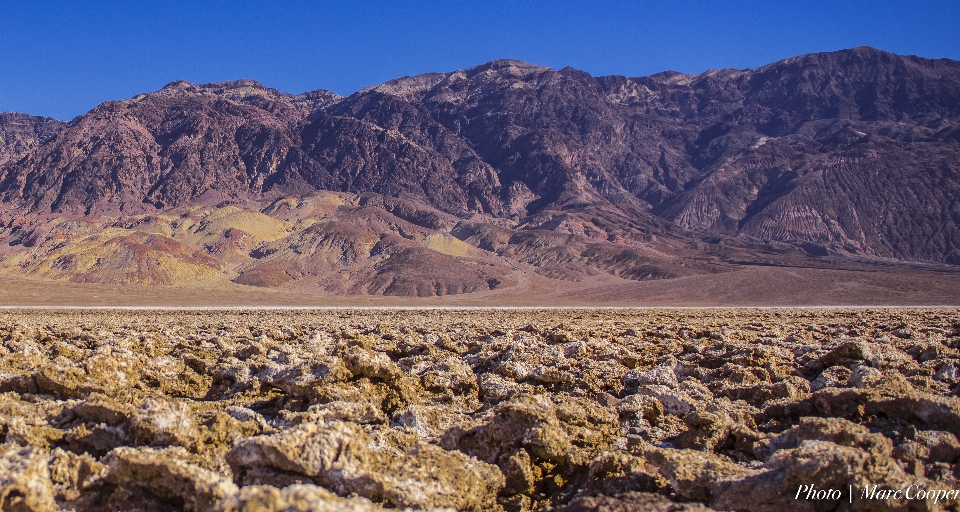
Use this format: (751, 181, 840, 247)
(1, 308, 960, 511)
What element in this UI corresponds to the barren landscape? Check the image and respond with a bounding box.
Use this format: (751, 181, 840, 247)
(2, 263, 960, 308)
(2, 42, 960, 512)
(2, 308, 960, 511)
(4, 2, 960, 510)
(2, 47, 960, 300)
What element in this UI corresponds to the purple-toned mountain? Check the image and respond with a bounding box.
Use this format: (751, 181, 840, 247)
(0, 112, 65, 168)
(0, 47, 958, 295)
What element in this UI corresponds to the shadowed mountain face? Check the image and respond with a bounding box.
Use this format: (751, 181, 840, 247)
(1, 47, 959, 295)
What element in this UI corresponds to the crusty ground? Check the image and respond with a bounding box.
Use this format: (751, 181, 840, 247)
(1, 309, 959, 511)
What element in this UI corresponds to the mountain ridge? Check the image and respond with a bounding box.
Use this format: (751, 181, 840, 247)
(1, 46, 958, 295)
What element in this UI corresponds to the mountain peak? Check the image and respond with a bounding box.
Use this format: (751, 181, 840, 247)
(204, 78, 268, 90)
(762, 45, 911, 70)
(162, 79, 195, 90)
(466, 59, 552, 78)
(158, 79, 274, 98)
(477, 59, 550, 70)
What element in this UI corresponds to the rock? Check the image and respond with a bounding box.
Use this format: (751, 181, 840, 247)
(753, 417, 889, 461)
(715, 440, 922, 512)
(562, 341, 589, 359)
(227, 421, 503, 510)
(307, 380, 390, 414)
(420, 356, 479, 397)
(584, 451, 666, 496)
(389, 442, 503, 510)
(2, 416, 62, 449)
(914, 430, 960, 463)
(129, 397, 201, 448)
(305, 401, 387, 425)
(848, 365, 883, 388)
(623, 364, 679, 389)
(225, 406, 272, 431)
(673, 410, 737, 453)
(70, 393, 133, 424)
(633, 385, 700, 417)
(717, 363, 764, 386)
(526, 366, 577, 387)
(819, 340, 876, 368)
(392, 403, 468, 439)
(772, 385, 960, 438)
(63, 422, 129, 455)
(478, 372, 520, 402)
(226, 421, 371, 485)
(616, 394, 664, 432)
(0, 374, 39, 394)
(616, 394, 686, 445)
(47, 447, 103, 501)
(711, 417, 947, 511)
(202, 411, 266, 453)
(810, 366, 851, 392)
(342, 346, 401, 381)
(934, 361, 959, 382)
(216, 484, 384, 512)
(719, 377, 810, 406)
(0, 443, 58, 512)
(679, 379, 715, 403)
(653, 447, 759, 502)
(102, 446, 238, 512)
(502, 448, 536, 496)
(499, 360, 532, 381)
(35, 347, 140, 398)
(892, 440, 931, 467)
(554, 396, 621, 459)
(919, 343, 957, 363)
(264, 357, 352, 400)
(443, 394, 573, 465)
(554, 491, 712, 511)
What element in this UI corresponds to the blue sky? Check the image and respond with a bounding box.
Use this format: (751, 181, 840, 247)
(2, 0, 958, 120)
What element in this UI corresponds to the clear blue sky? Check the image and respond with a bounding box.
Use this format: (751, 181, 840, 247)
(2, 0, 958, 120)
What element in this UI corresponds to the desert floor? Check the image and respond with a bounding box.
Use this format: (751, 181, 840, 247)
(2, 308, 959, 511)
(1, 265, 960, 307)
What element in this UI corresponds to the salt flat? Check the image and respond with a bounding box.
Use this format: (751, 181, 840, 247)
(1, 308, 958, 510)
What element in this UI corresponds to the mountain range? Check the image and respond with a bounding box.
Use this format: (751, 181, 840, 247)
(1, 46, 958, 296)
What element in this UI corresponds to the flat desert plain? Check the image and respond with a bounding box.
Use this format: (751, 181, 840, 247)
(2, 308, 960, 511)
(1, 265, 960, 307)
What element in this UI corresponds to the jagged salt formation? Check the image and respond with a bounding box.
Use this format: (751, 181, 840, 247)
(0, 308, 959, 511)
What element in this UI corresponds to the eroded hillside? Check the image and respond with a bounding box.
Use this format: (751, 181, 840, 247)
(1, 47, 960, 295)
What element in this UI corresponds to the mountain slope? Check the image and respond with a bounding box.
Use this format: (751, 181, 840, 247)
(0, 47, 958, 295)
(0, 112, 65, 167)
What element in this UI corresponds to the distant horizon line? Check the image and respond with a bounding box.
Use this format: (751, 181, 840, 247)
(0, 306, 957, 311)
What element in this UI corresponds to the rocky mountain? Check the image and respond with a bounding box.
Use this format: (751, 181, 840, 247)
(0, 47, 958, 295)
(0, 112, 65, 168)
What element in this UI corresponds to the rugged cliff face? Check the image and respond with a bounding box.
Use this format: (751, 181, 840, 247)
(0, 47, 958, 294)
(0, 112, 65, 168)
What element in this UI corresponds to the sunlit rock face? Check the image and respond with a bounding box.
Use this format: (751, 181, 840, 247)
(1, 47, 960, 295)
